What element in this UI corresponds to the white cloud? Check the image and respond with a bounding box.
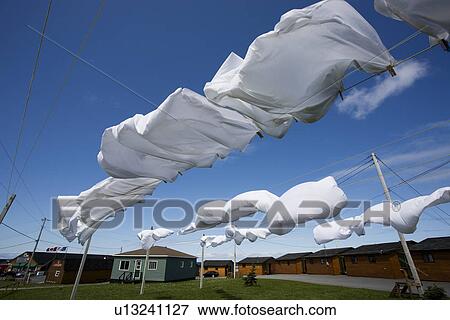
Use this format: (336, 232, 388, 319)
(338, 60, 428, 119)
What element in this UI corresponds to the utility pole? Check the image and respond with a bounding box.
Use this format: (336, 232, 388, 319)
(0, 194, 16, 224)
(24, 217, 47, 284)
(371, 153, 424, 296)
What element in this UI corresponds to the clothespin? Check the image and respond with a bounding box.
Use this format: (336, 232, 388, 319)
(440, 39, 449, 52)
(178, 171, 183, 176)
(338, 90, 344, 101)
(387, 65, 397, 77)
(256, 131, 264, 139)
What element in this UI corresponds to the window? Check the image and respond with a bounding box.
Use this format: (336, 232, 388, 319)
(135, 260, 142, 270)
(423, 253, 435, 263)
(368, 256, 377, 263)
(54, 270, 60, 277)
(180, 261, 185, 268)
(190, 261, 194, 268)
(351, 256, 358, 264)
(148, 260, 158, 270)
(119, 260, 130, 271)
(287, 261, 290, 266)
(215, 267, 219, 271)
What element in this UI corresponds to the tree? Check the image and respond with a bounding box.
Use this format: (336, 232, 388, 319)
(243, 265, 258, 286)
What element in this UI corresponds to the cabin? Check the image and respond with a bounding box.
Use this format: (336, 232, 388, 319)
(0, 258, 10, 273)
(410, 236, 450, 282)
(203, 260, 233, 277)
(110, 246, 197, 282)
(342, 241, 415, 279)
(238, 256, 274, 276)
(304, 248, 352, 275)
(8, 251, 69, 274)
(271, 252, 312, 274)
(45, 253, 113, 284)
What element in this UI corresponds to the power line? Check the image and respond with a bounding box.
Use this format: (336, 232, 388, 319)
(272, 119, 449, 187)
(6, 0, 53, 200)
(0, 223, 36, 241)
(377, 156, 450, 219)
(11, 0, 107, 194)
(0, 241, 35, 250)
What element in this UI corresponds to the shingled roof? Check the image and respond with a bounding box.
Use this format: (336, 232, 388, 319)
(115, 246, 196, 258)
(238, 256, 274, 264)
(305, 247, 352, 258)
(410, 236, 450, 251)
(276, 252, 312, 261)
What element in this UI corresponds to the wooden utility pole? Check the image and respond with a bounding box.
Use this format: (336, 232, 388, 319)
(233, 241, 237, 279)
(0, 194, 16, 224)
(371, 153, 424, 296)
(24, 217, 47, 284)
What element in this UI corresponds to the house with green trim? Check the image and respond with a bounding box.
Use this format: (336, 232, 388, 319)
(110, 246, 197, 282)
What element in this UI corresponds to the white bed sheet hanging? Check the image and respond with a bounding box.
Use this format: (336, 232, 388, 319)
(204, 0, 394, 137)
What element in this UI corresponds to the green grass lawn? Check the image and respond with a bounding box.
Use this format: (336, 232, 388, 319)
(1, 278, 390, 300)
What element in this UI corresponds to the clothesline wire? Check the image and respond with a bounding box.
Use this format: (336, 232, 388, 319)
(0, 223, 36, 241)
(11, 0, 107, 195)
(377, 156, 450, 219)
(5, 0, 52, 202)
(334, 155, 371, 181)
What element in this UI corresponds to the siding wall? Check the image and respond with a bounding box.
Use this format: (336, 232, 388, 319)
(110, 257, 167, 282)
(238, 263, 270, 276)
(304, 257, 341, 275)
(46, 260, 112, 284)
(270, 260, 302, 274)
(164, 257, 197, 281)
(412, 251, 450, 282)
(344, 254, 404, 279)
(203, 266, 229, 277)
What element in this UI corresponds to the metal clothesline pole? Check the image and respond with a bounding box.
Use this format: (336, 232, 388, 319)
(371, 153, 424, 296)
(140, 247, 150, 295)
(70, 236, 92, 300)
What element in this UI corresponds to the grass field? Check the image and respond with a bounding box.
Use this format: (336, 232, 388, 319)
(1, 278, 390, 300)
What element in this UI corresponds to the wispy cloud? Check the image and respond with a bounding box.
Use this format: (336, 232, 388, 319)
(338, 60, 428, 119)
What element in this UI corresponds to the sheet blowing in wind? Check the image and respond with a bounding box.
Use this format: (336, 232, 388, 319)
(56, 0, 405, 244)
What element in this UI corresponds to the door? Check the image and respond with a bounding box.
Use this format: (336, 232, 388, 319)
(134, 259, 142, 280)
(302, 259, 307, 274)
(339, 256, 347, 275)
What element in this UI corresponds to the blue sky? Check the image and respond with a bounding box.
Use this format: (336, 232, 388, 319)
(1, 0, 449, 260)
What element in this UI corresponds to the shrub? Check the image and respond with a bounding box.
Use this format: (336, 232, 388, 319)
(423, 285, 447, 300)
(243, 266, 258, 287)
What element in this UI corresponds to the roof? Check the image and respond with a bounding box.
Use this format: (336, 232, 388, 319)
(276, 252, 312, 261)
(115, 246, 196, 259)
(11, 251, 67, 267)
(342, 241, 415, 256)
(204, 260, 233, 267)
(238, 256, 274, 264)
(305, 247, 352, 258)
(410, 236, 450, 251)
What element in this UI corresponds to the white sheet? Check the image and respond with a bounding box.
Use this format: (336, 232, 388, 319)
(137, 228, 174, 250)
(313, 187, 450, 244)
(375, 0, 450, 43)
(204, 0, 394, 137)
